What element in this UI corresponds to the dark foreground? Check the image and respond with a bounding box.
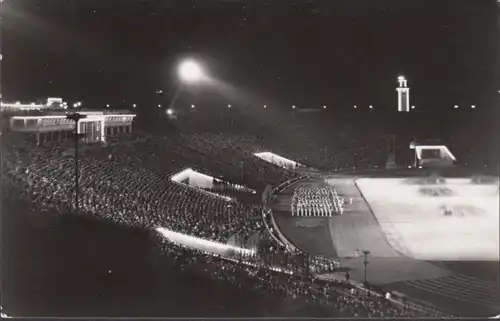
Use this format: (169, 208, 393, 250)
(1, 197, 337, 317)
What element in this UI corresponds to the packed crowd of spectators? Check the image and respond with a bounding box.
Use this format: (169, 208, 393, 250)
(174, 111, 402, 171)
(178, 132, 300, 187)
(3, 133, 267, 245)
(3, 126, 452, 318)
(201, 180, 260, 206)
(102, 131, 299, 191)
(155, 236, 448, 318)
(292, 187, 344, 216)
(176, 107, 499, 172)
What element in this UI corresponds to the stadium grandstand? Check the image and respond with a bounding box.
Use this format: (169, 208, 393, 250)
(2, 95, 498, 318)
(2, 0, 498, 317)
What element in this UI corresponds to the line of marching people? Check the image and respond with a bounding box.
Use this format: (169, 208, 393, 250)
(292, 186, 345, 217)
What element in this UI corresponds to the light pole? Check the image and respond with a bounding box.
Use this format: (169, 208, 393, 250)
(362, 250, 371, 285)
(66, 112, 87, 216)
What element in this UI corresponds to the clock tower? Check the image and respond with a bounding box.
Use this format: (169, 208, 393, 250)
(397, 76, 410, 112)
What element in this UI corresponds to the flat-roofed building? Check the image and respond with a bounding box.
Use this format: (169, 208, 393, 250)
(3, 100, 136, 145)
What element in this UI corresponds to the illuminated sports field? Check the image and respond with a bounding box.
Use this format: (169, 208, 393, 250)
(356, 178, 500, 262)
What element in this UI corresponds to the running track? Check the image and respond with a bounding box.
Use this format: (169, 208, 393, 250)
(272, 176, 500, 317)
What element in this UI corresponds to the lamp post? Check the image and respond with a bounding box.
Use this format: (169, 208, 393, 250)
(362, 250, 371, 285)
(240, 161, 244, 181)
(66, 112, 87, 216)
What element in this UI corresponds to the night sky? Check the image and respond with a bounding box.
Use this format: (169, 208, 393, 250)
(1, 0, 498, 112)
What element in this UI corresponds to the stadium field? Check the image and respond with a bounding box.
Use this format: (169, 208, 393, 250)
(271, 173, 500, 317)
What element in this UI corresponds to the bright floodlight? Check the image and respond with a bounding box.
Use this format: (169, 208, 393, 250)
(166, 109, 173, 115)
(178, 60, 204, 83)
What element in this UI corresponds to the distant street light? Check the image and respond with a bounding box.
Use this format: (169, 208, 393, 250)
(158, 104, 162, 108)
(228, 104, 231, 108)
(292, 105, 296, 109)
(166, 109, 174, 115)
(106, 104, 110, 108)
(354, 105, 357, 109)
(191, 104, 195, 108)
(323, 105, 327, 109)
(411, 105, 415, 109)
(369, 105, 373, 109)
(264, 105, 267, 108)
(132, 104, 137, 108)
(471, 105, 476, 109)
(454, 105, 459, 109)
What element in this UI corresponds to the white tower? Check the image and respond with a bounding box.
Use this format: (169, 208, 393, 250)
(396, 76, 410, 112)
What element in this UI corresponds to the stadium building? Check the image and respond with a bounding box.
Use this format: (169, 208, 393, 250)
(1, 98, 136, 145)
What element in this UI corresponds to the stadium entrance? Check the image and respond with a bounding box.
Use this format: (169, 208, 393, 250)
(410, 143, 457, 168)
(78, 120, 102, 144)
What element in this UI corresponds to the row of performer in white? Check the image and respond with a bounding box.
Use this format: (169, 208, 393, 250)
(292, 187, 347, 217)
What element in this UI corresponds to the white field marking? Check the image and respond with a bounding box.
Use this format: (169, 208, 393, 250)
(356, 178, 500, 261)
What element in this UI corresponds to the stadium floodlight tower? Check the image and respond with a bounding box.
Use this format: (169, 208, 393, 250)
(166, 59, 208, 111)
(66, 112, 87, 216)
(397, 75, 410, 112)
(178, 59, 207, 84)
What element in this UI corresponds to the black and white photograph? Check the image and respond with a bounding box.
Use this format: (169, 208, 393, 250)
(1, 0, 499, 318)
